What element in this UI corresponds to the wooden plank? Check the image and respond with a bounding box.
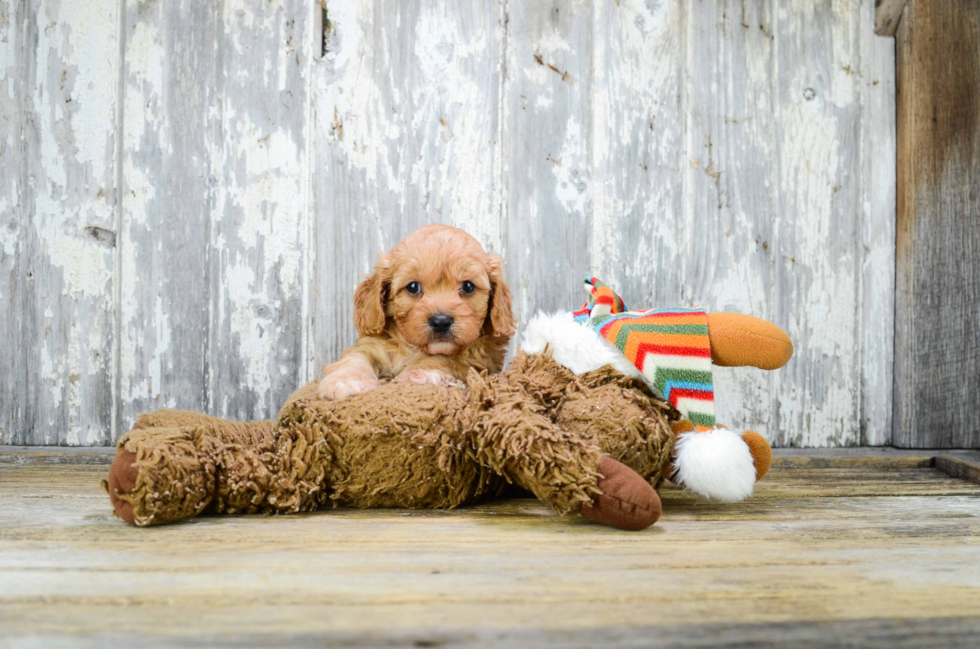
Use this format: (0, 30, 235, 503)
(860, 0, 898, 446)
(3, 615, 980, 649)
(501, 0, 593, 334)
(935, 454, 980, 486)
(0, 446, 114, 466)
(772, 455, 934, 470)
(590, 0, 685, 306)
(894, 0, 980, 448)
(4, 1, 899, 448)
(120, 1, 316, 430)
(772, 446, 935, 459)
(2, 464, 980, 645)
(681, 1, 775, 435)
(769, 2, 865, 447)
(313, 0, 505, 367)
(0, 1, 120, 446)
(875, 0, 908, 37)
(737, 466, 980, 498)
(0, 0, 30, 445)
(205, 0, 313, 422)
(116, 1, 218, 432)
(0, 617, 975, 649)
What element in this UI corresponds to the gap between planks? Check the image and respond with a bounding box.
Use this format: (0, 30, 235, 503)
(2, 446, 979, 485)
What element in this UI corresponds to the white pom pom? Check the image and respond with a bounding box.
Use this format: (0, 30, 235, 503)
(673, 428, 757, 502)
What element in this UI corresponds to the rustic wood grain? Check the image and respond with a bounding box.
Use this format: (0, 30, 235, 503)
(0, 0, 120, 446)
(205, 0, 313, 422)
(935, 455, 980, 486)
(2, 463, 979, 645)
(0, 445, 114, 465)
(590, 0, 685, 307)
(12, 617, 974, 649)
(502, 0, 594, 331)
(313, 0, 505, 366)
(117, 1, 315, 429)
(860, 0, 898, 447)
(0, 0, 30, 446)
(4, 1, 900, 447)
(682, 0, 775, 435)
(769, 2, 867, 447)
(875, 0, 908, 37)
(894, 0, 980, 448)
(116, 0, 219, 433)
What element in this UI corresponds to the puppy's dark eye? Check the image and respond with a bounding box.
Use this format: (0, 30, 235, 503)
(406, 281, 422, 296)
(461, 281, 476, 295)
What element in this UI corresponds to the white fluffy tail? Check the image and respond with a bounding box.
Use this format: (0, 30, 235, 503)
(672, 428, 757, 502)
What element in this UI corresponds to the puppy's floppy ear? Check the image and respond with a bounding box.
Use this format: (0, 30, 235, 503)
(484, 254, 515, 338)
(354, 254, 391, 337)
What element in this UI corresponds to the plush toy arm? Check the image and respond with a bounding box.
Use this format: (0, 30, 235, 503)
(468, 370, 661, 530)
(104, 412, 277, 526)
(468, 380, 602, 513)
(706, 312, 793, 370)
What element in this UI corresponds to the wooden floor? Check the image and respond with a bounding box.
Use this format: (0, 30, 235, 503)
(2, 450, 980, 647)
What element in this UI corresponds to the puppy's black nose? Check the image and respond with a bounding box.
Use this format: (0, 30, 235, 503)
(428, 313, 454, 334)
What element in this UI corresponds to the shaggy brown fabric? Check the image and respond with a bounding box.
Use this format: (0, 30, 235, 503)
(466, 366, 602, 514)
(274, 383, 503, 512)
(104, 353, 676, 527)
(557, 366, 677, 488)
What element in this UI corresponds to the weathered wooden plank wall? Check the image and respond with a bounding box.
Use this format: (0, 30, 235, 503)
(894, 0, 980, 448)
(117, 0, 312, 434)
(1, 0, 895, 448)
(1, 0, 120, 445)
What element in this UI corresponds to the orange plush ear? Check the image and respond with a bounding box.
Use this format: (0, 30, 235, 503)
(353, 255, 391, 337)
(484, 254, 515, 338)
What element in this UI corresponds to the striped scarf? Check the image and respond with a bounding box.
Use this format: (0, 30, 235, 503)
(573, 278, 715, 430)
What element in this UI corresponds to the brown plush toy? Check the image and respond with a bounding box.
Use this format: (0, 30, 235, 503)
(105, 291, 792, 532)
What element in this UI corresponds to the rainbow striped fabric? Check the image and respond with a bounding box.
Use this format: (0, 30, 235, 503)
(573, 278, 716, 430)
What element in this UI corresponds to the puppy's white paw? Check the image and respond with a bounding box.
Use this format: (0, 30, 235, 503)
(317, 373, 381, 400)
(393, 368, 461, 387)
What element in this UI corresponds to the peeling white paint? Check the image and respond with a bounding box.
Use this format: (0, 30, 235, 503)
(552, 117, 590, 218)
(6, 0, 895, 447)
(3, 0, 120, 445)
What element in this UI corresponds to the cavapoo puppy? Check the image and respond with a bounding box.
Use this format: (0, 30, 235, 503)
(317, 224, 515, 400)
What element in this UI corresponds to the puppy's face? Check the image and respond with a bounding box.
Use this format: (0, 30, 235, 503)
(389, 250, 491, 355)
(354, 225, 514, 356)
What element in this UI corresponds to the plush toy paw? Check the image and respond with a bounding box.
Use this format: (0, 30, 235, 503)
(580, 457, 662, 531)
(393, 368, 461, 387)
(739, 430, 772, 481)
(712, 424, 771, 481)
(106, 449, 139, 525)
(317, 372, 381, 400)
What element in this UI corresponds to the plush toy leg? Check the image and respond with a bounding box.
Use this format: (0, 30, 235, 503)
(580, 457, 661, 530)
(556, 368, 676, 489)
(667, 419, 772, 502)
(468, 373, 660, 530)
(706, 312, 794, 370)
(105, 425, 221, 526)
(104, 412, 277, 526)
